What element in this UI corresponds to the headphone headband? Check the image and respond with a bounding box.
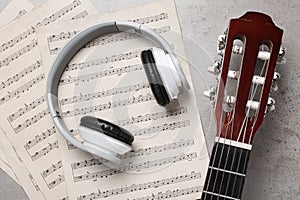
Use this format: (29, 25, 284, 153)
(46, 21, 189, 152)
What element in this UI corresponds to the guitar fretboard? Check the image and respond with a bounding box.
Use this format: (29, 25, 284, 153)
(201, 141, 251, 200)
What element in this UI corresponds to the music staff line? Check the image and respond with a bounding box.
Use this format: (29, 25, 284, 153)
(0, 60, 41, 91)
(115, 106, 188, 126)
(29, 140, 59, 161)
(49, 26, 170, 55)
(40, 161, 64, 190)
(42, 161, 62, 178)
(47, 174, 65, 190)
(77, 171, 200, 200)
(0, 40, 38, 68)
(47, 13, 168, 43)
(11, 92, 154, 134)
(8, 95, 46, 123)
(60, 64, 143, 85)
(0, 0, 82, 53)
(70, 10, 88, 20)
(13, 108, 49, 134)
(71, 138, 195, 171)
(62, 93, 154, 118)
(133, 120, 191, 137)
(8, 82, 149, 125)
(0, 73, 45, 106)
(24, 126, 56, 151)
(66, 107, 188, 151)
(73, 152, 197, 182)
(60, 83, 149, 106)
(65, 49, 141, 71)
(132, 186, 201, 200)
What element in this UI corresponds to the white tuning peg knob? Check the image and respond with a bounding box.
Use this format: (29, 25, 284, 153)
(277, 46, 286, 64)
(271, 72, 281, 91)
(266, 97, 275, 113)
(208, 60, 221, 75)
(203, 86, 217, 102)
(273, 72, 281, 81)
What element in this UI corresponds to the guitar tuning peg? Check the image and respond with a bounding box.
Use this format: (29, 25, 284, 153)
(217, 34, 226, 54)
(266, 97, 275, 113)
(271, 72, 281, 91)
(277, 46, 286, 64)
(203, 86, 217, 103)
(208, 60, 221, 75)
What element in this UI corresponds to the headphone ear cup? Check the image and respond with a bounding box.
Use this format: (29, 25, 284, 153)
(141, 50, 170, 106)
(78, 116, 133, 165)
(80, 116, 134, 146)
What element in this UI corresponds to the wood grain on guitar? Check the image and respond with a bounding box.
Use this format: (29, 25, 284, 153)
(202, 12, 285, 200)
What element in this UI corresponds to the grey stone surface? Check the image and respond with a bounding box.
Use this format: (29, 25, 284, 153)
(0, 0, 299, 199)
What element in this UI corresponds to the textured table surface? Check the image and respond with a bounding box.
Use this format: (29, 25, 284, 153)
(0, 0, 299, 199)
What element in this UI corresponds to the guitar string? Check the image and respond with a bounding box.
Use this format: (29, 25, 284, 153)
(225, 45, 268, 198)
(233, 47, 269, 197)
(202, 81, 230, 199)
(209, 112, 234, 200)
(204, 42, 236, 200)
(213, 44, 266, 199)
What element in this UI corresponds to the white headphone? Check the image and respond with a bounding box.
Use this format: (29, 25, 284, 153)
(46, 21, 190, 168)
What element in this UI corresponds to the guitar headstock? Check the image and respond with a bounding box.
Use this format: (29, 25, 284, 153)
(204, 12, 285, 144)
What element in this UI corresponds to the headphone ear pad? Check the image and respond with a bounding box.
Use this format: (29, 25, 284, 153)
(141, 50, 170, 106)
(80, 116, 134, 146)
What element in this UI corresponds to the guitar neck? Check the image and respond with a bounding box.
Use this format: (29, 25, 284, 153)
(201, 138, 252, 200)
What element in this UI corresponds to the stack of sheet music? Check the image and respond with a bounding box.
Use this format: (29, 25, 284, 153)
(0, 0, 209, 199)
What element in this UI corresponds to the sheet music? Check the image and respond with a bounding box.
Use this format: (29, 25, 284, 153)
(0, 0, 97, 199)
(0, 0, 33, 27)
(0, 0, 34, 185)
(37, 0, 209, 199)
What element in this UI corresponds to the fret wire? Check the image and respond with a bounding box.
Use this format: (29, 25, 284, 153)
(209, 112, 234, 200)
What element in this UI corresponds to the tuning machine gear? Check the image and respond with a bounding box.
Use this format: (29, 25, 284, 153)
(271, 71, 281, 91)
(203, 86, 217, 105)
(208, 60, 222, 75)
(217, 34, 226, 55)
(277, 46, 286, 64)
(265, 97, 276, 113)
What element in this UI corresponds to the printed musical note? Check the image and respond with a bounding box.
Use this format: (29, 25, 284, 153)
(71, 10, 88, 20)
(60, 83, 149, 105)
(129, 12, 168, 24)
(47, 174, 64, 189)
(133, 186, 201, 200)
(49, 26, 170, 55)
(115, 107, 188, 126)
(8, 95, 46, 122)
(0, 0, 83, 53)
(60, 64, 143, 85)
(13, 108, 49, 134)
(133, 120, 191, 136)
(42, 161, 63, 178)
(24, 126, 56, 151)
(85, 26, 170, 48)
(47, 13, 168, 44)
(65, 49, 141, 71)
(71, 139, 195, 170)
(0, 40, 38, 68)
(0, 74, 45, 106)
(62, 93, 154, 118)
(30, 140, 59, 161)
(73, 152, 197, 182)
(48, 30, 79, 43)
(77, 171, 200, 200)
(0, 60, 42, 91)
